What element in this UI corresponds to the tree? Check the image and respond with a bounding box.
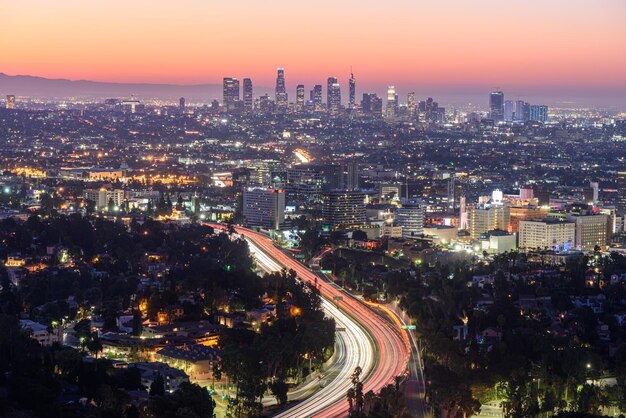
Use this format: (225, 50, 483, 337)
(150, 374, 166, 397)
(270, 379, 289, 406)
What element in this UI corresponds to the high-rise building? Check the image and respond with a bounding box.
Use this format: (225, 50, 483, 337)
(311, 85, 323, 111)
(326, 162, 359, 191)
(385, 86, 397, 118)
(5, 95, 16, 110)
(518, 219, 575, 251)
(222, 78, 240, 112)
(243, 187, 285, 230)
(617, 171, 626, 214)
(529, 105, 549, 122)
(275, 68, 288, 111)
(396, 201, 424, 239)
(348, 70, 356, 108)
(296, 84, 305, 110)
(567, 213, 608, 251)
(362, 93, 383, 115)
(243, 78, 253, 112)
(515, 100, 529, 121)
(179, 97, 185, 112)
(407, 92, 416, 116)
(489, 91, 504, 121)
(469, 203, 510, 239)
(322, 190, 366, 228)
(504, 100, 514, 121)
(327, 77, 341, 115)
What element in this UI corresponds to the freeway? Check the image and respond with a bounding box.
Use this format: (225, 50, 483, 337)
(212, 224, 410, 417)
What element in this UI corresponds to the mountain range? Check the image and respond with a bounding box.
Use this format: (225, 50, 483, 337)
(0, 73, 228, 102)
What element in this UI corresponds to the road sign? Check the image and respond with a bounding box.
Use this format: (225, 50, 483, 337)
(321, 269, 332, 274)
(401, 325, 416, 330)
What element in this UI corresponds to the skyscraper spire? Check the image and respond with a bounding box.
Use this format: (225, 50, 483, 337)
(348, 67, 356, 108)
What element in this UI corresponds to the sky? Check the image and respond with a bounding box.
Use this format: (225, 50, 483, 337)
(1, 0, 625, 104)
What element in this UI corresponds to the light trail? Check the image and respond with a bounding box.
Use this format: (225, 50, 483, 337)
(209, 224, 410, 417)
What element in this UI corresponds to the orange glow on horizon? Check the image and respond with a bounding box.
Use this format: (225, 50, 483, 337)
(1, 0, 625, 90)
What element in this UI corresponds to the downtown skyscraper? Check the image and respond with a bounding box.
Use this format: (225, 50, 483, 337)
(223, 77, 240, 113)
(296, 84, 305, 110)
(275, 68, 288, 111)
(348, 70, 356, 108)
(489, 90, 504, 121)
(327, 77, 341, 115)
(243, 78, 253, 112)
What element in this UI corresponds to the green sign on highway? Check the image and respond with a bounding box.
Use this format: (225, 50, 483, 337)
(402, 325, 416, 330)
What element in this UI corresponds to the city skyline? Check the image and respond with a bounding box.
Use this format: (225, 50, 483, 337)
(1, 0, 625, 103)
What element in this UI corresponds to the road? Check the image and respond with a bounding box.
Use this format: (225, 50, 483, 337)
(212, 224, 410, 417)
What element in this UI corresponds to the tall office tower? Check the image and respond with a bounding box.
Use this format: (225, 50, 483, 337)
(243, 187, 285, 230)
(327, 77, 341, 115)
(243, 78, 253, 112)
(222, 77, 240, 112)
(617, 170, 626, 214)
(275, 68, 288, 110)
(385, 86, 397, 118)
(296, 84, 305, 110)
(311, 85, 323, 111)
(322, 190, 366, 228)
(515, 100, 530, 121)
(348, 70, 356, 108)
(504, 100, 514, 121)
(5, 95, 16, 109)
(179, 97, 185, 112)
(529, 105, 549, 122)
(489, 90, 504, 121)
(407, 92, 416, 116)
(396, 200, 424, 239)
(362, 93, 382, 115)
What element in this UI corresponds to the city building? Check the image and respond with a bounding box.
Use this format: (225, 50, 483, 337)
(396, 200, 424, 239)
(83, 188, 125, 211)
(568, 212, 608, 251)
(515, 100, 529, 121)
(327, 77, 341, 115)
(275, 68, 288, 111)
(385, 86, 397, 118)
(296, 84, 305, 110)
(407, 92, 416, 116)
(322, 190, 366, 228)
(5, 95, 15, 109)
(223, 77, 240, 112)
(489, 91, 504, 121)
(469, 201, 510, 239)
(242, 187, 285, 229)
(20, 319, 62, 346)
(518, 219, 575, 251)
(243, 78, 253, 112)
(178, 97, 185, 111)
(311, 85, 323, 111)
(529, 105, 549, 122)
(504, 100, 514, 121)
(618, 170, 626, 215)
(348, 70, 356, 108)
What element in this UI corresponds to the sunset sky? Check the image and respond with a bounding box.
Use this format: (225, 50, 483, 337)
(1, 0, 625, 100)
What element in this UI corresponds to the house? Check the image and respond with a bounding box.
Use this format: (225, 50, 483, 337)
(20, 319, 62, 346)
(129, 361, 189, 393)
(155, 344, 221, 381)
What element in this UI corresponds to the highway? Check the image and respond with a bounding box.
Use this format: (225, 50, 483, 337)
(213, 224, 410, 417)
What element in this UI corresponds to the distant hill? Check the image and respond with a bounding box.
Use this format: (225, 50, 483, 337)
(0, 73, 227, 102)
